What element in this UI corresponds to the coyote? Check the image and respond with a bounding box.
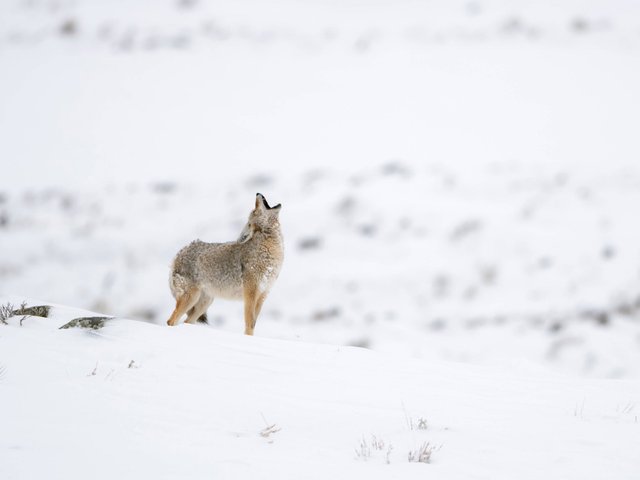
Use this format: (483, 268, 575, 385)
(166, 193, 283, 335)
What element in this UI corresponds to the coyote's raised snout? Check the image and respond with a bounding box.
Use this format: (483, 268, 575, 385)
(167, 193, 284, 335)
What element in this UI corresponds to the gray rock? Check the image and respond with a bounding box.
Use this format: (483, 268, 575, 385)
(59, 316, 113, 330)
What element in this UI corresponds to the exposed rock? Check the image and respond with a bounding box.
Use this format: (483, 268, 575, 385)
(59, 316, 113, 330)
(13, 305, 50, 318)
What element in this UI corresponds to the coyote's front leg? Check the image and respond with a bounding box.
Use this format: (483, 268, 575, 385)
(243, 284, 259, 336)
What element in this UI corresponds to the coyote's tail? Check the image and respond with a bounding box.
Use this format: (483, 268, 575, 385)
(169, 272, 189, 299)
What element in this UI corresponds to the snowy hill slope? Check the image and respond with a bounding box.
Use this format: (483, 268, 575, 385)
(2, 162, 640, 378)
(1, 300, 639, 480)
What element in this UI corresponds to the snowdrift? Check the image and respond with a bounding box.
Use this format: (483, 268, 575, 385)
(1, 300, 638, 480)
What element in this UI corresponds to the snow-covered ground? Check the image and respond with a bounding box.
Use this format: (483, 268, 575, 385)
(1, 303, 639, 480)
(1, 1, 640, 477)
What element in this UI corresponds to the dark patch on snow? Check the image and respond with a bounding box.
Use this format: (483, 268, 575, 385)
(311, 306, 341, 321)
(298, 236, 323, 251)
(449, 219, 483, 242)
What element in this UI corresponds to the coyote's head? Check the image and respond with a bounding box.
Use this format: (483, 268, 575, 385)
(238, 193, 282, 243)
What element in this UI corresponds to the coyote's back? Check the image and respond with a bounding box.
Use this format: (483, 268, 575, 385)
(170, 240, 244, 301)
(166, 193, 283, 335)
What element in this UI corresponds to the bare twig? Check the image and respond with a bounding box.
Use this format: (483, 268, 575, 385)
(19, 301, 28, 326)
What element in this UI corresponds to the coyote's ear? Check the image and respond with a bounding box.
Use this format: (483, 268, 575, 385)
(238, 222, 254, 244)
(270, 203, 282, 213)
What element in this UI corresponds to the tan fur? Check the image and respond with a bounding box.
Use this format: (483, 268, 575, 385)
(166, 193, 284, 335)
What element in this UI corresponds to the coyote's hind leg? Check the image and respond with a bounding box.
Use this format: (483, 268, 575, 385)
(167, 287, 201, 326)
(186, 307, 208, 323)
(185, 292, 213, 324)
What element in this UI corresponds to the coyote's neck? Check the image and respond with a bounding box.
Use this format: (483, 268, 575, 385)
(254, 225, 282, 239)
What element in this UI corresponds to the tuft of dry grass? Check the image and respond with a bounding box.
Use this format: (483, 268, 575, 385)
(355, 435, 393, 463)
(259, 424, 281, 438)
(354, 436, 372, 460)
(408, 442, 435, 464)
(0, 302, 15, 324)
(259, 414, 281, 439)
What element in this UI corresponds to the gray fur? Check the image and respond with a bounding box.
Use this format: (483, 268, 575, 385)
(167, 193, 284, 332)
(170, 240, 245, 300)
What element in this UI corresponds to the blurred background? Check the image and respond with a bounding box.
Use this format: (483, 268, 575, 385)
(1, 0, 640, 377)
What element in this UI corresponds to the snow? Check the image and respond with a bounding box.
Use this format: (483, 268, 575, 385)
(1, 303, 639, 480)
(1, 0, 640, 477)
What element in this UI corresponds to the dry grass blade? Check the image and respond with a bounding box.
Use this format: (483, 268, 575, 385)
(259, 424, 281, 438)
(355, 436, 372, 460)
